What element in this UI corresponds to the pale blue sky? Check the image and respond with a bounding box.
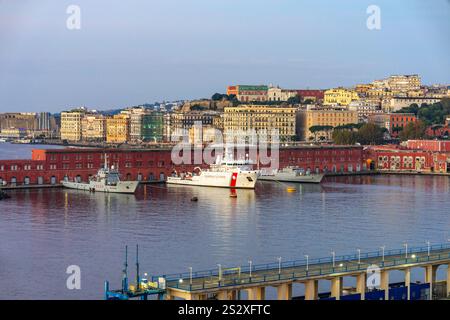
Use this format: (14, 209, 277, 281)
(0, 0, 449, 112)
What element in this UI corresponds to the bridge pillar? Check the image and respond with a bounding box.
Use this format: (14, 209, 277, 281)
(380, 271, 389, 300)
(191, 293, 208, 300)
(217, 290, 238, 300)
(424, 265, 438, 300)
(356, 273, 366, 300)
(277, 283, 292, 300)
(217, 290, 234, 300)
(164, 293, 174, 300)
(404, 268, 411, 300)
(304, 280, 318, 300)
(330, 277, 341, 300)
(246, 287, 265, 300)
(447, 264, 450, 298)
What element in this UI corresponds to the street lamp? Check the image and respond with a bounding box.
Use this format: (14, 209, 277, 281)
(189, 267, 193, 285)
(305, 255, 309, 272)
(218, 264, 222, 281)
(403, 242, 408, 259)
(426, 241, 431, 257)
(357, 249, 361, 265)
(380, 246, 386, 263)
(331, 251, 336, 268)
(277, 257, 282, 275)
(248, 260, 252, 278)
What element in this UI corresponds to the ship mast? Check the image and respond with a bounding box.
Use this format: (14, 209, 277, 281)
(104, 153, 108, 170)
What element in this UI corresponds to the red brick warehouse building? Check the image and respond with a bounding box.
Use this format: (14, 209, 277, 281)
(365, 146, 448, 173)
(0, 146, 366, 186)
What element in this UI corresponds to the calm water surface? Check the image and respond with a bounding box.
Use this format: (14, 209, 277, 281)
(0, 143, 449, 299)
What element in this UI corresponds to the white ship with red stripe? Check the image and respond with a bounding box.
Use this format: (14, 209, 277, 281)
(166, 152, 258, 189)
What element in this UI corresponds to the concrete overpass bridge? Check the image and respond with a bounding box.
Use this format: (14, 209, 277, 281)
(155, 243, 450, 300)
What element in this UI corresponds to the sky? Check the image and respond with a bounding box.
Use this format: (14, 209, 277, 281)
(0, 0, 449, 112)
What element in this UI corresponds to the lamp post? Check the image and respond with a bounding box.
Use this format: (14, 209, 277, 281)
(218, 264, 222, 282)
(381, 246, 386, 264)
(277, 257, 282, 275)
(403, 242, 408, 259)
(426, 241, 431, 257)
(189, 267, 193, 285)
(357, 249, 361, 265)
(305, 255, 309, 272)
(331, 251, 336, 268)
(248, 260, 252, 278)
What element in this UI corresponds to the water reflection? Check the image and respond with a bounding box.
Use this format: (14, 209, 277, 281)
(0, 175, 449, 299)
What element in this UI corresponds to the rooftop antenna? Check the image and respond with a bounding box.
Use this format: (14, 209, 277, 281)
(122, 245, 128, 293)
(104, 153, 108, 169)
(136, 244, 140, 291)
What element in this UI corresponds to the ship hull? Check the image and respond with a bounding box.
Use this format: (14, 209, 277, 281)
(166, 171, 258, 189)
(259, 173, 324, 184)
(62, 181, 139, 194)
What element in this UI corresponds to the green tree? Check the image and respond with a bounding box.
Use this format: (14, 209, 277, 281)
(309, 125, 333, 142)
(356, 123, 385, 145)
(211, 93, 225, 101)
(287, 95, 301, 105)
(332, 130, 358, 145)
(399, 120, 428, 141)
(395, 98, 450, 125)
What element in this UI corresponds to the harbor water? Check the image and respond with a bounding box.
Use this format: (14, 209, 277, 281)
(0, 143, 449, 299)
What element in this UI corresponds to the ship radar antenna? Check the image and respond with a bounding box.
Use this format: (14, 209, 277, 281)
(122, 245, 128, 293)
(136, 244, 140, 291)
(104, 153, 108, 169)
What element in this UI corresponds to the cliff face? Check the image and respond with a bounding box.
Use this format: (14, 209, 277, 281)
(180, 99, 233, 112)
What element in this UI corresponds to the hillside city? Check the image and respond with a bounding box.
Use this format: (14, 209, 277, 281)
(1, 74, 449, 148)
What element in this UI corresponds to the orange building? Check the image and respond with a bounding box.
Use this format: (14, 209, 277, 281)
(389, 113, 417, 137)
(226, 86, 238, 96)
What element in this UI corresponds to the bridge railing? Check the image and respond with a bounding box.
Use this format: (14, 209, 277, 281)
(154, 243, 450, 286)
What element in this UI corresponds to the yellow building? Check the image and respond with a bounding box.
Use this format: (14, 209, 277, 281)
(60, 111, 83, 141)
(355, 84, 373, 95)
(297, 108, 358, 141)
(387, 74, 421, 92)
(106, 114, 130, 143)
(324, 88, 359, 106)
(188, 125, 221, 144)
(81, 115, 106, 141)
(223, 105, 297, 142)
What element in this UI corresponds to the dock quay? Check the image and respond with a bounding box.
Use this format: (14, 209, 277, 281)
(105, 243, 450, 301)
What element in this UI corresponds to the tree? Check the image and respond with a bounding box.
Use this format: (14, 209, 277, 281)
(211, 93, 225, 101)
(356, 123, 384, 145)
(309, 125, 333, 142)
(332, 130, 358, 145)
(399, 120, 427, 141)
(287, 95, 301, 105)
(332, 123, 385, 145)
(395, 98, 450, 126)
